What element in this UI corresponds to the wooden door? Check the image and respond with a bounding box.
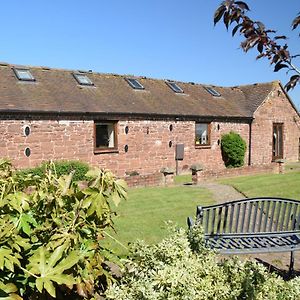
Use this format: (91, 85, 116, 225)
(272, 123, 283, 161)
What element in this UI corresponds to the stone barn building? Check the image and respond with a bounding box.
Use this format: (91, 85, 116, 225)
(0, 63, 299, 185)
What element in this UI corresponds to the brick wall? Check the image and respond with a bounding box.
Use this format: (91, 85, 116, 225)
(1, 87, 298, 180)
(0, 117, 250, 177)
(251, 84, 300, 165)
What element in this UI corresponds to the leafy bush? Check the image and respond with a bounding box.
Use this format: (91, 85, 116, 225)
(0, 159, 127, 299)
(106, 226, 300, 300)
(17, 160, 90, 181)
(221, 131, 247, 168)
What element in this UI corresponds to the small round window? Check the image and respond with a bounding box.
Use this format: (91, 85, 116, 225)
(24, 125, 31, 136)
(24, 147, 31, 157)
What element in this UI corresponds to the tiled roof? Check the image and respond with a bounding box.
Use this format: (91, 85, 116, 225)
(0, 63, 277, 119)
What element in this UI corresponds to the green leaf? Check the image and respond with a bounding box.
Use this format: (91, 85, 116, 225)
(0, 248, 21, 272)
(27, 246, 79, 297)
(17, 213, 37, 236)
(0, 282, 22, 300)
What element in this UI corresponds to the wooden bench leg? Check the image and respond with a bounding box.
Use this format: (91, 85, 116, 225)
(289, 251, 294, 275)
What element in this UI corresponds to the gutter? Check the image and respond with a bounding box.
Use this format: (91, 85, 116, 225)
(0, 109, 254, 122)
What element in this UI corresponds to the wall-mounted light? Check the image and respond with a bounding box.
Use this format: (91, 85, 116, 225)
(125, 126, 129, 134)
(217, 124, 220, 131)
(169, 141, 173, 148)
(124, 145, 129, 152)
(169, 124, 173, 132)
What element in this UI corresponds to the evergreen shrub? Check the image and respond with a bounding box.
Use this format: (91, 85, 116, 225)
(221, 131, 247, 168)
(17, 160, 90, 181)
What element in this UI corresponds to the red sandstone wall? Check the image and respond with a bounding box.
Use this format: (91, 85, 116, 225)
(0, 118, 250, 176)
(251, 84, 300, 165)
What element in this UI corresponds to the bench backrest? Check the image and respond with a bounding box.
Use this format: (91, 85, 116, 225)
(195, 197, 300, 235)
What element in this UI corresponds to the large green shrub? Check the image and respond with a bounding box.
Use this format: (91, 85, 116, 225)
(17, 160, 90, 181)
(0, 159, 127, 299)
(221, 131, 247, 168)
(106, 226, 300, 300)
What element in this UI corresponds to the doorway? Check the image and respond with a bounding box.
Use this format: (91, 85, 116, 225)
(272, 123, 283, 161)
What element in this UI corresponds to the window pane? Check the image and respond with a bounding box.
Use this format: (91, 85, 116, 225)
(126, 78, 144, 89)
(166, 81, 183, 93)
(14, 69, 35, 81)
(195, 123, 209, 145)
(95, 123, 115, 148)
(73, 73, 93, 85)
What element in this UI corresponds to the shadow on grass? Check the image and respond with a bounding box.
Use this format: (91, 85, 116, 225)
(255, 258, 300, 280)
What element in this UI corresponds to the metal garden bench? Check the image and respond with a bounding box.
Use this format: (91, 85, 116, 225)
(187, 197, 300, 272)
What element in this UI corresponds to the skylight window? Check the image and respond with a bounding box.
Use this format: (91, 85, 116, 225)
(166, 81, 184, 93)
(73, 73, 94, 86)
(204, 86, 221, 97)
(13, 68, 35, 81)
(125, 78, 144, 90)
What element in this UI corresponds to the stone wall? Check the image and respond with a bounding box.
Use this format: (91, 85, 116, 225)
(251, 84, 300, 165)
(1, 88, 298, 181)
(0, 117, 250, 177)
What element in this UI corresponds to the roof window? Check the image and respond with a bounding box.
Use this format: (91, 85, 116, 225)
(204, 86, 221, 97)
(13, 68, 35, 81)
(125, 78, 144, 90)
(73, 73, 94, 86)
(166, 81, 184, 93)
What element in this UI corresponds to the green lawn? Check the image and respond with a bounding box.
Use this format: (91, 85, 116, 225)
(219, 171, 300, 200)
(104, 186, 214, 256)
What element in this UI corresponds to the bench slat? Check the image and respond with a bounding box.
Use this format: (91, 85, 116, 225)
(279, 202, 287, 231)
(246, 201, 253, 232)
(216, 207, 223, 234)
(284, 202, 293, 231)
(251, 201, 259, 232)
(240, 202, 247, 233)
(228, 204, 234, 233)
(222, 205, 229, 233)
(234, 203, 241, 233)
(274, 201, 283, 231)
(268, 201, 277, 231)
(256, 201, 263, 232)
(262, 200, 270, 232)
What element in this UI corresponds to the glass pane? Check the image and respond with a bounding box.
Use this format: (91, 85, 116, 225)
(167, 82, 183, 93)
(74, 74, 93, 85)
(96, 123, 115, 148)
(15, 69, 34, 80)
(126, 78, 144, 89)
(195, 124, 209, 145)
(204, 86, 221, 97)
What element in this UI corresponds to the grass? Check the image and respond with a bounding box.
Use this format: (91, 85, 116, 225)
(105, 185, 214, 256)
(174, 174, 192, 185)
(219, 171, 300, 200)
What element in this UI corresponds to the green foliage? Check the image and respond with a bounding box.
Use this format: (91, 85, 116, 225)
(0, 159, 127, 299)
(106, 226, 300, 300)
(17, 160, 90, 181)
(221, 131, 247, 168)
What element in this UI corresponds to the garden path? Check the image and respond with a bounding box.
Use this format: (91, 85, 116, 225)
(194, 181, 300, 276)
(197, 181, 245, 203)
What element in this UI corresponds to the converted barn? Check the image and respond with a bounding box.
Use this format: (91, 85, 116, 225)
(0, 63, 299, 184)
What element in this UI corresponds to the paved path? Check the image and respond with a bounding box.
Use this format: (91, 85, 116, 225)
(197, 182, 245, 204)
(194, 181, 299, 276)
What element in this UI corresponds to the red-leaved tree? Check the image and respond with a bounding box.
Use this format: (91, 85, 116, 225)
(214, 1, 300, 90)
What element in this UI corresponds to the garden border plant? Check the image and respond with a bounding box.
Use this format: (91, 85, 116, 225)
(106, 225, 300, 300)
(0, 159, 127, 299)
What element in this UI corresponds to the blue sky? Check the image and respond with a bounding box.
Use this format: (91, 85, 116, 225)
(1, 0, 300, 108)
